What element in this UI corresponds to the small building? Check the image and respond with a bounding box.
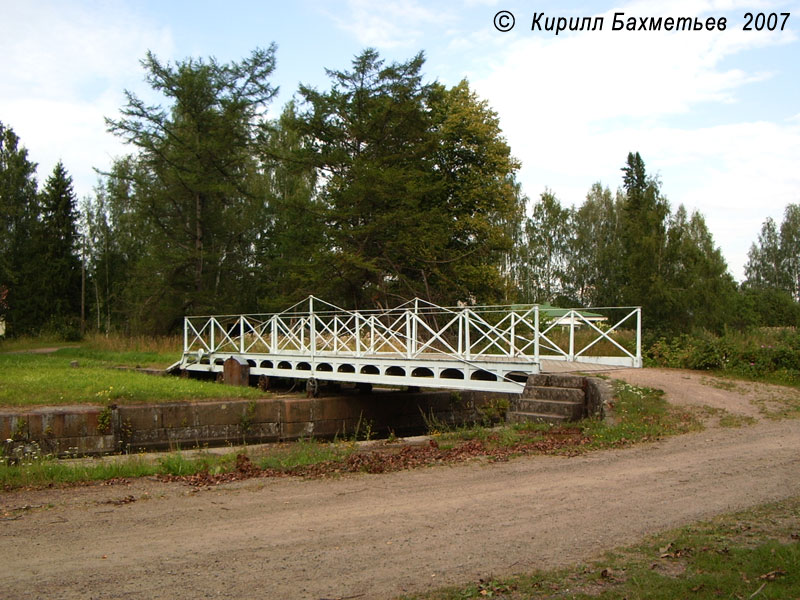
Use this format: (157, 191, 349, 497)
(512, 304, 608, 329)
(540, 305, 607, 328)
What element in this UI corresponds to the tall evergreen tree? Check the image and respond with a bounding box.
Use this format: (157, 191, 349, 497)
(37, 161, 82, 327)
(291, 49, 439, 307)
(0, 122, 39, 335)
(292, 50, 521, 308)
(429, 80, 523, 305)
(619, 152, 670, 319)
(663, 206, 735, 331)
(105, 47, 278, 331)
(254, 101, 322, 312)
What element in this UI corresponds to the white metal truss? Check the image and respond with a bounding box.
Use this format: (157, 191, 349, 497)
(180, 296, 642, 394)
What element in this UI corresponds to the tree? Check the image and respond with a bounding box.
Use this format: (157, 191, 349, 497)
(105, 46, 278, 331)
(0, 122, 38, 334)
(428, 80, 523, 305)
(744, 217, 783, 290)
(292, 50, 522, 308)
(517, 191, 570, 303)
(619, 152, 670, 320)
(82, 160, 141, 332)
(663, 206, 736, 331)
(37, 161, 82, 326)
(779, 204, 800, 301)
(567, 183, 625, 307)
(253, 101, 323, 312)
(743, 204, 800, 324)
(291, 49, 439, 307)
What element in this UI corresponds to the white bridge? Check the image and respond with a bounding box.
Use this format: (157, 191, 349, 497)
(180, 297, 642, 394)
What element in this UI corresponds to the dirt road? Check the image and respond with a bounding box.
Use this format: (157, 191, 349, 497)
(2, 369, 799, 600)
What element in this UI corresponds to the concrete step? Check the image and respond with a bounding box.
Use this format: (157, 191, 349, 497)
(523, 385, 585, 403)
(515, 398, 584, 420)
(507, 411, 569, 425)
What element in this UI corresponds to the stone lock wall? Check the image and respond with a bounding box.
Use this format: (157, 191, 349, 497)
(0, 389, 517, 457)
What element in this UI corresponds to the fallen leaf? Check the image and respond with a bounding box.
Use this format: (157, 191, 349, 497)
(759, 570, 786, 581)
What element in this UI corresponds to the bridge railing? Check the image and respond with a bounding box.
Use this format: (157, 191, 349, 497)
(183, 297, 642, 367)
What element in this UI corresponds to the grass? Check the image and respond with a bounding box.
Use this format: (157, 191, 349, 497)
(0, 350, 266, 407)
(0, 332, 181, 367)
(0, 335, 72, 352)
(578, 380, 702, 448)
(398, 496, 800, 600)
(0, 438, 356, 490)
(0, 449, 161, 488)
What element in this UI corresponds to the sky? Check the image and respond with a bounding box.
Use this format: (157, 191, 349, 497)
(1, 0, 799, 282)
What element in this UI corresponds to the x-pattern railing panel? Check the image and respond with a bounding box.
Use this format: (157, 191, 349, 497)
(369, 313, 408, 354)
(413, 312, 460, 357)
(211, 317, 240, 354)
(466, 310, 516, 357)
(242, 317, 271, 354)
(186, 318, 212, 353)
(275, 316, 308, 353)
(537, 315, 571, 358)
(573, 309, 638, 360)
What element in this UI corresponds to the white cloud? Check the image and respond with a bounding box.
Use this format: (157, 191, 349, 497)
(468, 1, 799, 279)
(0, 0, 173, 197)
(331, 0, 457, 48)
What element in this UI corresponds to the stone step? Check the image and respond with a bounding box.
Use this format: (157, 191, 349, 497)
(515, 398, 584, 420)
(522, 385, 585, 404)
(525, 374, 585, 390)
(507, 411, 569, 425)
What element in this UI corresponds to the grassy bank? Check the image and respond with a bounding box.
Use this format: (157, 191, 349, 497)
(0, 345, 265, 407)
(399, 496, 800, 600)
(1, 381, 700, 490)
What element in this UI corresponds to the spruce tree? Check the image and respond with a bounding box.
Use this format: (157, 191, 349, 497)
(0, 122, 39, 335)
(37, 161, 82, 331)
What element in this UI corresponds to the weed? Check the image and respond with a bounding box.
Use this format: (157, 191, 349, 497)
(119, 418, 134, 452)
(240, 399, 258, 435)
(258, 438, 349, 471)
(719, 413, 758, 428)
(11, 418, 28, 442)
(478, 397, 510, 425)
(700, 376, 739, 392)
(354, 413, 374, 441)
(646, 328, 800, 389)
(96, 405, 113, 434)
(750, 388, 800, 420)
(419, 406, 450, 435)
